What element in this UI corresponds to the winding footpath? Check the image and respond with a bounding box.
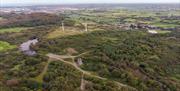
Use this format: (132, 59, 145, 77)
(35, 51, 137, 91)
(46, 52, 137, 91)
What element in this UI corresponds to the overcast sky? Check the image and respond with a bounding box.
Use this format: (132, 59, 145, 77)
(1, 0, 180, 6)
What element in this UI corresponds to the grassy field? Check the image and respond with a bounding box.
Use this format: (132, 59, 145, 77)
(156, 30, 172, 34)
(0, 41, 16, 51)
(0, 27, 28, 33)
(152, 23, 179, 28)
(47, 27, 84, 39)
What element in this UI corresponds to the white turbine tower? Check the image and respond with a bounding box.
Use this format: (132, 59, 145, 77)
(83, 23, 88, 32)
(62, 21, 65, 31)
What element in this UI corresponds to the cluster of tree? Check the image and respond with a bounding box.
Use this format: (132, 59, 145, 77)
(84, 75, 134, 91)
(0, 13, 63, 28)
(0, 26, 54, 45)
(42, 61, 82, 91)
(0, 51, 48, 90)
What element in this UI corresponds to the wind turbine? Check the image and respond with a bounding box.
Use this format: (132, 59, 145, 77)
(62, 21, 65, 31)
(81, 23, 88, 32)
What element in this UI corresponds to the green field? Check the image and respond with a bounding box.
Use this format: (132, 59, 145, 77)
(0, 41, 16, 51)
(47, 27, 85, 39)
(156, 30, 172, 34)
(152, 23, 179, 28)
(0, 27, 28, 33)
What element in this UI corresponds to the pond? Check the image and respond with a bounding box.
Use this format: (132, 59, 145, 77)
(20, 39, 38, 56)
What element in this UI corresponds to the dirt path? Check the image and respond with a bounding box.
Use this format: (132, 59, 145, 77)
(35, 51, 89, 82)
(80, 73, 85, 91)
(35, 60, 51, 83)
(34, 59, 52, 91)
(46, 53, 137, 90)
(47, 54, 90, 77)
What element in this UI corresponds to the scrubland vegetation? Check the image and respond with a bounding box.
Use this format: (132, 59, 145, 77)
(37, 30, 180, 91)
(0, 5, 179, 91)
(0, 27, 28, 33)
(0, 41, 16, 51)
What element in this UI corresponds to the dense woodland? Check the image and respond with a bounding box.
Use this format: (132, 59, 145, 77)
(0, 7, 180, 91)
(0, 13, 63, 28)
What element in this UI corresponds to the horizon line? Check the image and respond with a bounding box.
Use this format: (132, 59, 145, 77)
(1, 2, 180, 7)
